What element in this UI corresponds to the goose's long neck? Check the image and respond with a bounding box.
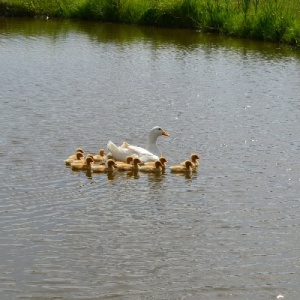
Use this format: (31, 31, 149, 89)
(147, 134, 161, 156)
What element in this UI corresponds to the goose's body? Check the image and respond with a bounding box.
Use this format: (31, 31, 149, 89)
(71, 156, 94, 171)
(109, 141, 159, 163)
(170, 160, 193, 174)
(92, 159, 117, 173)
(117, 158, 141, 171)
(139, 160, 163, 173)
(93, 149, 106, 164)
(107, 126, 169, 163)
(65, 151, 84, 166)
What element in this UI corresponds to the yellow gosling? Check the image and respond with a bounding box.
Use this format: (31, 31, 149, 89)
(190, 153, 200, 167)
(117, 158, 142, 171)
(86, 153, 94, 160)
(92, 159, 117, 173)
(93, 149, 106, 164)
(65, 151, 84, 166)
(145, 157, 168, 170)
(181, 153, 200, 168)
(170, 160, 193, 174)
(66, 148, 84, 161)
(139, 160, 163, 174)
(71, 156, 94, 171)
(115, 156, 134, 166)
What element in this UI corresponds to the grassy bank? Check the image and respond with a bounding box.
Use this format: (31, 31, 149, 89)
(1, 0, 299, 46)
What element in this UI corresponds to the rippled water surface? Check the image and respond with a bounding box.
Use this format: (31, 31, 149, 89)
(1, 18, 300, 299)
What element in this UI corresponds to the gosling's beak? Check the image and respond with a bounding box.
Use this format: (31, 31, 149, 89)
(162, 130, 169, 137)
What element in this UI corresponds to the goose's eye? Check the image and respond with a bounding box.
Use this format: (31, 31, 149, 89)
(158, 127, 162, 130)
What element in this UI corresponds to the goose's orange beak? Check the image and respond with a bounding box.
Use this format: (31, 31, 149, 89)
(162, 130, 169, 137)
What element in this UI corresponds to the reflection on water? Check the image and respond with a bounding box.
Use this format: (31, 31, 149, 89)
(1, 18, 299, 58)
(0, 18, 300, 300)
(126, 169, 141, 180)
(72, 163, 198, 181)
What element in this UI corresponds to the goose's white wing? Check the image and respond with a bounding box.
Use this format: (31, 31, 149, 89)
(123, 143, 159, 163)
(107, 141, 159, 163)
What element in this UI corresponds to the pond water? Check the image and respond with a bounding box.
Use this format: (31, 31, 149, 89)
(0, 18, 300, 299)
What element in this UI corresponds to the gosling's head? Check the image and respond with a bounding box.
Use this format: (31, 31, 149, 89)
(76, 148, 84, 154)
(191, 153, 200, 161)
(76, 151, 84, 160)
(185, 160, 193, 168)
(133, 158, 142, 165)
(126, 156, 134, 164)
(159, 157, 168, 164)
(107, 159, 117, 168)
(86, 157, 94, 164)
(155, 160, 163, 168)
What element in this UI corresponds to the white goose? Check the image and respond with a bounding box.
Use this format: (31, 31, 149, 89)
(107, 126, 169, 163)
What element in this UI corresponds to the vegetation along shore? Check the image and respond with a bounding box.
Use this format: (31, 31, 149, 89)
(0, 0, 299, 46)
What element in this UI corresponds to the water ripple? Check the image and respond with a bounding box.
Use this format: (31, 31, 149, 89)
(0, 19, 299, 300)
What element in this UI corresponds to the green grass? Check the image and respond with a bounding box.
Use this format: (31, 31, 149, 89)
(0, 0, 299, 46)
